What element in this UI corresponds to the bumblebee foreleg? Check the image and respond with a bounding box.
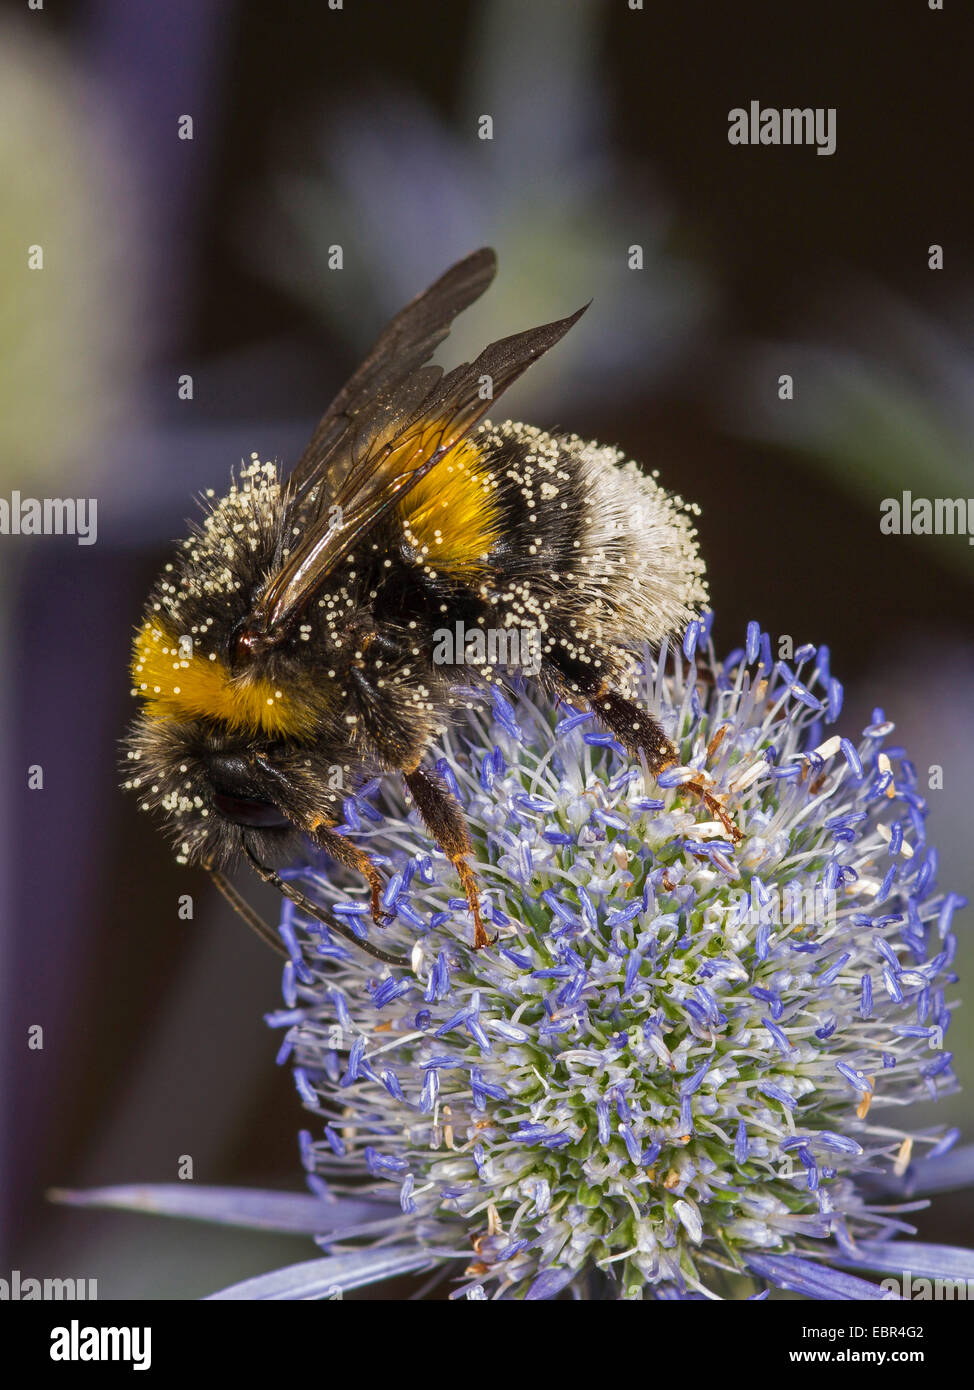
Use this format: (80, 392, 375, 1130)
(207, 866, 289, 958)
(241, 843, 406, 967)
(402, 765, 493, 949)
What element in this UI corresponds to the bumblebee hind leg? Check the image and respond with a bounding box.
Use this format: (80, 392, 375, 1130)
(586, 685, 676, 775)
(546, 658, 743, 843)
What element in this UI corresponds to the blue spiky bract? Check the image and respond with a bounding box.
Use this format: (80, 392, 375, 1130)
(267, 618, 964, 1300)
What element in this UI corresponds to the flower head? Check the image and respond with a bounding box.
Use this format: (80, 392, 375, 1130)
(264, 617, 965, 1299)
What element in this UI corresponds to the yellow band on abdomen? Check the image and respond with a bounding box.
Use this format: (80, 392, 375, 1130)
(398, 437, 500, 576)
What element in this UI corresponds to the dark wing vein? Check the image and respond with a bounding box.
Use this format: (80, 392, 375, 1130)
(234, 249, 588, 656)
(286, 247, 499, 512)
(248, 306, 587, 641)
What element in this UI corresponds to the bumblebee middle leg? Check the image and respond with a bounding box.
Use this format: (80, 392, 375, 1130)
(251, 750, 395, 926)
(308, 818, 393, 926)
(403, 765, 493, 949)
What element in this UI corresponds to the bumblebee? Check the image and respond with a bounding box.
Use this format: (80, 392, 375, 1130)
(124, 249, 725, 966)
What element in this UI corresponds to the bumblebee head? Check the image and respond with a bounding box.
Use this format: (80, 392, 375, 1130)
(122, 709, 329, 868)
(203, 750, 293, 829)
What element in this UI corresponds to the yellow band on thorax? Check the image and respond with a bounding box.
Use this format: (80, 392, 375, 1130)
(130, 620, 313, 737)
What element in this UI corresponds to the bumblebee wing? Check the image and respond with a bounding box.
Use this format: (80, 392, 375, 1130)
(248, 304, 588, 642)
(286, 247, 498, 511)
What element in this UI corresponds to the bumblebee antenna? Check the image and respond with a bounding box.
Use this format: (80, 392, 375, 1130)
(207, 867, 289, 959)
(241, 844, 406, 969)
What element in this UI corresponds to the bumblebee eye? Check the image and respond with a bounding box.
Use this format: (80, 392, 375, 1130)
(211, 791, 291, 829)
(205, 751, 291, 828)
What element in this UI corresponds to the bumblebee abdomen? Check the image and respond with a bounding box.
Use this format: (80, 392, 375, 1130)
(475, 420, 708, 655)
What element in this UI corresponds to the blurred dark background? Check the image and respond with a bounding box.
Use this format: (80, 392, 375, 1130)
(3, 0, 974, 1297)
